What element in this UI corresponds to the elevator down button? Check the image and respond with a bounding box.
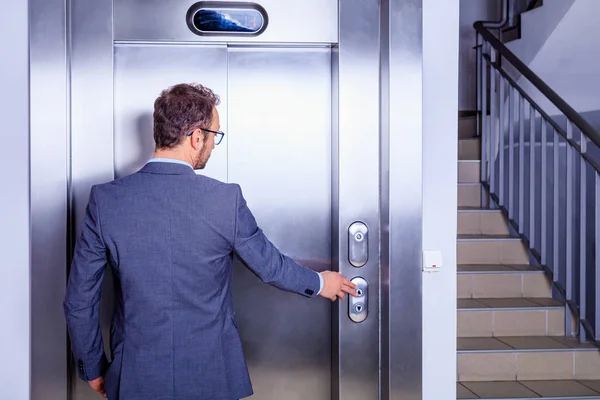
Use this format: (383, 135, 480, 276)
(349, 277, 368, 323)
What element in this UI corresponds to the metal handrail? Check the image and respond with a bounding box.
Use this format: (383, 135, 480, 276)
(474, 20, 600, 157)
(482, 54, 600, 173)
(474, 16, 600, 344)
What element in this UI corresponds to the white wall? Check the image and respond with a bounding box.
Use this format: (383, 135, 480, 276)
(505, 0, 574, 72)
(510, 0, 600, 115)
(0, 1, 31, 400)
(459, 0, 501, 110)
(422, 0, 459, 398)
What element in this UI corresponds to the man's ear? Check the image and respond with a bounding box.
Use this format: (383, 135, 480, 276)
(190, 129, 204, 151)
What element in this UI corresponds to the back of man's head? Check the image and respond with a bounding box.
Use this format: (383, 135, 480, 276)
(153, 83, 220, 149)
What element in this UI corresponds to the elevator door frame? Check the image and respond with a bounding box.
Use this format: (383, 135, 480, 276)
(70, 0, 382, 394)
(27, 0, 424, 399)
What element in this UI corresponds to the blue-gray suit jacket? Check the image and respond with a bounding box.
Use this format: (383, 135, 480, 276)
(63, 161, 322, 400)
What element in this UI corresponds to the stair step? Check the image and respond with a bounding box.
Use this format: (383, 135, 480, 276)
(458, 336, 597, 352)
(458, 183, 484, 208)
(459, 380, 600, 399)
(458, 160, 481, 183)
(459, 137, 481, 160)
(458, 337, 600, 382)
(457, 208, 510, 236)
(458, 264, 551, 299)
(458, 264, 543, 273)
(457, 235, 529, 265)
(458, 298, 567, 337)
(458, 115, 477, 139)
(458, 234, 517, 240)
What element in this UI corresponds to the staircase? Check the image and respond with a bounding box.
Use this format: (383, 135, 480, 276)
(456, 116, 600, 399)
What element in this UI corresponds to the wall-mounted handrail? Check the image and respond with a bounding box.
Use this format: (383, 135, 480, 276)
(474, 20, 600, 154)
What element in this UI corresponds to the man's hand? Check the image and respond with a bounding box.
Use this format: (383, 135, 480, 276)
(319, 271, 358, 301)
(89, 376, 107, 398)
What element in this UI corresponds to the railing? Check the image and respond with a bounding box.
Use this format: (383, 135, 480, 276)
(474, 21, 600, 343)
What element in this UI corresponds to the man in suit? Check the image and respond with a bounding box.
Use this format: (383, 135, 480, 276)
(64, 83, 357, 399)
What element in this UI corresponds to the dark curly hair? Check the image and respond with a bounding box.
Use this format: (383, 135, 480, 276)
(153, 83, 221, 149)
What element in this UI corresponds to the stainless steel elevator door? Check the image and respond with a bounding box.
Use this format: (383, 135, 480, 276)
(113, 45, 332, 399)
(114, 44, 228, 181)
(228, 47, 332, 400)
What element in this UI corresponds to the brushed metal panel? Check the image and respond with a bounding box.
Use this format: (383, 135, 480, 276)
(0, 1, 31, 399)
(381, 0, 423, 398)
(227, 47, 332, 400)
(114, 44, 228, 181)
(70, 0, 115, 398)
(114, 0, 338, 44)
(29, 0, 69, 398)
(335, 0, 381, 399)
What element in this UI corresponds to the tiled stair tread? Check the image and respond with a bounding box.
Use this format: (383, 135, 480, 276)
(458, 298, 563, 309)
(458, 380, 600, 399)
(458, 207, 501, 212)
(458, 336, 599, 352)
(458, 234, 519, 241)
(458, 264, 544, 274)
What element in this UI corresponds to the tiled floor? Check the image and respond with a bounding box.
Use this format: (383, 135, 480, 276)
(458, 380, 600, 399)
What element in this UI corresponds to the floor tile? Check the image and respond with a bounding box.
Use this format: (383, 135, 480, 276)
(458, 234, 515, 240)
(459, 264, 517, 273)
(477, 298, 540, 308)
(458, 353, 518, 381)
(458, 337, 513, 351)
(580, 380, 600, 393)
(575, 351, 600, 379)
(493, 309, 548, 337)
(526, 297, 564, 307)
(458, 206, 489, 211)
(457, 383, 479, 399)
(462, 381, 539, 398)
(458, 299, 489, 309)
(522, 380, 600, 397)
(551, 336, 598, 349)
(547, 310, 567, 336)
(497, 336, 571, 350)
(509, 265, 544, 272)
(458, 310, 494, 337)
(518, 352, 575, 380)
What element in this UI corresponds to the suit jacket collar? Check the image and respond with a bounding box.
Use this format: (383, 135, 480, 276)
(140, 161, 196, 175)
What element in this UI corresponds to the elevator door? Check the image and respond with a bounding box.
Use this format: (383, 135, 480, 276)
(112, 44, 333, 399)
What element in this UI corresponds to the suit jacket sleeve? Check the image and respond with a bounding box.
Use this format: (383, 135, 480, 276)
(232, 184, 321, 298)
(63, 186, 109, 381)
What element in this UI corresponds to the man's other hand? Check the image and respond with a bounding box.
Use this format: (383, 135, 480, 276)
(89, 376, 107, 398)
(319, 271, 358, 301)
